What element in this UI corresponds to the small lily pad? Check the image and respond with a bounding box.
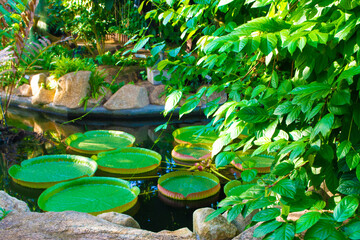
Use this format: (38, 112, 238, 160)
(65, 130, 135, 154)
(231, 154, 275, 173)
(171, 144, 211, 162)
(8, 155, 97, 189)
(38, 177, 140, 215)
(158, 171, 220, 200)
(92, 147, 161, 174)
(172, 126, 218, 145)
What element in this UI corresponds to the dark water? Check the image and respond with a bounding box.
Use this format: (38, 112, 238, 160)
(0, 107, 233, 232)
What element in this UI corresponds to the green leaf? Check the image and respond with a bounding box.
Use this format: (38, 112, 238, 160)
(304, 220, 335, 239)
(238, 107, 269, 123)
(353, 104, 360, 128)
(251, 85, 266, 99)
(169, 47, 181, 57)
(227, 204, 244, 222)
(241, 169, 257, 182)
(212, 134, 231, 157)
(310, 113, 334, 140)
(273, 161, 294, 176)
(336, 140, 352, 159)
(333, 196, 359, 222)
(205, 206, 231, 222)
(357, 165, 360, 182)
(344, 221, 360, 239)
(319, 144, 334, 161)
(218, 0, 235, 6)
(274, 102, 293, 115)
(151, 43, 166, 56)
(179, 98, 200, 118)
(337, 180, 360, 195)
(305, 103, 324, 121)
(271, 179, 296, 198)
(164, 90, 182, 116)
(273, 223, 295, 240)
(346, 150, 360, 170)
(297, 36, 306, 51)
(295, 211, 321, 233)
(232, 38, 248, 53)
(133, 37, 150, 52)
(253, 220, 282, 238)
(259, 33, 277, 55)
(215, 152, 236, 168)
(166, 0, 176, 7)
(252, 208, 281, 222)
(271, 71, 279, 88)
(338, 66, 360, 81)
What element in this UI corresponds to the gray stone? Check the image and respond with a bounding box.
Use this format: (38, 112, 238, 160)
(30, 73, 47, 96)
(53, 71, 91, 109)
(31, 86, 55, 105)
(97, 212, 140, 229)
(104, 84, 149, 110)
(0, 191, 30, 214)
(17, 84, 32, 97)
(231, 223, 263, 240)
(193, 207, 238, 240)
(158, 227, 194, 238)
(0, 211, 193, 240)
(149, 84, 166, 105)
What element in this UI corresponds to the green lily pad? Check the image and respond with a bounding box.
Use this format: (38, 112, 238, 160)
(231, 154, 275, 173)
(8, 155, 97, 189)
(224, 180, 256, 197)
(158, 171, 220, 200)
(92, 147, 161, 174)
(172, 126, 218, 145)
(38, 177, 140, 215)
(65, 130, 136, 154)
(171, 144, 211, 162)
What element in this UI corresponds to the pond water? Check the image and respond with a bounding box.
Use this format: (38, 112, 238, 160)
(0, 106, 236, 232)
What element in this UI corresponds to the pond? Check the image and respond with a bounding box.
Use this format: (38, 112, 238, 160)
(0, 106, 236, 232)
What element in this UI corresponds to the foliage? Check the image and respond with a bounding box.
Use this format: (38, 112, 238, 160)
(138, 0, 360, 238)
(95, 51, 145, 66)
(0, 207, 10, 221)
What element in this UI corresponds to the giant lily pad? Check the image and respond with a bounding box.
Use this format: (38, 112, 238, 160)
(92, 147, 161, 174)
(171, 144, 211, 162)
(65, 130, 135, 154)
(172, 126, 218, 145)
(8, 155, 97, 189)
(231, 154, 275, 173)
(38, 177, 140, 215)
(158, 171, 220, 200)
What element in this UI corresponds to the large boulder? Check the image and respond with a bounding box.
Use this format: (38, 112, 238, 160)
(31, 86, 56, 105)
(103, 84, 149, 110)
(193, 208, 238, 240)
(0, 191, 30, 214)
(223, 209, 258, 233)
(149, 85, 166, 105)
(53, 71, 91, 109)
(97, 212, 140, 229)
(158, 228, 194, 238)
(17, 84, 32, 97)
(0, 211, 194, 240)
(231, 223, 263, 240)
(30, 73, 47, 96)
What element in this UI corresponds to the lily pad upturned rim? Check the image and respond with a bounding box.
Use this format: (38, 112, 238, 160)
(231, 154, 275, 173)
(38, 177, 140, 215)
(171, 144, 212, 162)
(92, 147, 161, 174)
(172, 126, 218, 145)
(157, 171, 220, 201)
(8, 154, 97, 189)
(64, 130, 136, 154)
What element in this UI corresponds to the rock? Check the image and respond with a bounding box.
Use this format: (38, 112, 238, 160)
(97, 65, 145, 85)
(31, 86, 55, 105)
(193, 208, 238, 240)
(53, 71, 91, 109)
(0, 211, 193, 239)
(223, 209, 259, 233)
(149, 85, 166, 105)
(30, 73, 47, 96)
(0, 191, 30, 214)
(231, 223, 262, 240)
(104, 84, 149, 110)
(97, 212, 140, 229)
(158, 227, 194, 238)
(17, 84, 32, 97)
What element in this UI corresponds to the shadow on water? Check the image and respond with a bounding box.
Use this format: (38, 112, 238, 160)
(0, 106, 237, 231)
